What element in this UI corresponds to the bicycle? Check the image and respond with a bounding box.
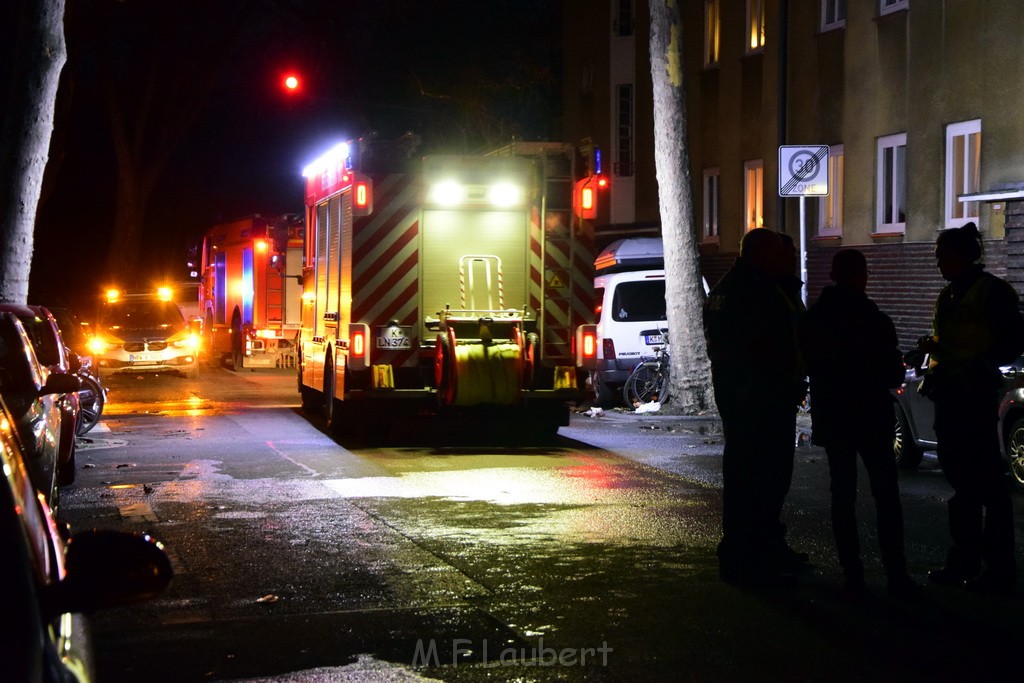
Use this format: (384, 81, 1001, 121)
(623, 331, 670, 407)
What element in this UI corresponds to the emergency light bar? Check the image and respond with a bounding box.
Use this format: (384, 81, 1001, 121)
(302, 142, 351, 178)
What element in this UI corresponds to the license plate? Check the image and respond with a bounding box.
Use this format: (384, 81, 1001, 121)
(644, 334, 663, 345)
(376, 325, 412, 349)
(129, 353, 157, 362)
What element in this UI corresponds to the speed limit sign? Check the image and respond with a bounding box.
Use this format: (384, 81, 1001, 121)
(778, 145, 829, 197)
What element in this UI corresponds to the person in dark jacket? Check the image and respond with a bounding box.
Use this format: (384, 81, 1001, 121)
(704, 228, 807, 586)
(920, 222, 1024, 595)
(801, 249, 919, 598)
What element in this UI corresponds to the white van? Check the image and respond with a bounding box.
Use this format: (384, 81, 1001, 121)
(591, 237, 706, 406)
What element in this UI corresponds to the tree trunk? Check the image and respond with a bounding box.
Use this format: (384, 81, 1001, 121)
(0, 0, 66, 304)
(648, 0, 715, 414)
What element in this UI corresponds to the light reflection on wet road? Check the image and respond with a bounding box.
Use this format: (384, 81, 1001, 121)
(60, 368, 1024, 682)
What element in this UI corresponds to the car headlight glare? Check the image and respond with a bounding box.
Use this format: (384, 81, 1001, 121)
(87, 337, 108, 355)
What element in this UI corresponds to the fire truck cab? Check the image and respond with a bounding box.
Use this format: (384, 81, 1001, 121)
(199, 215, 303, 370)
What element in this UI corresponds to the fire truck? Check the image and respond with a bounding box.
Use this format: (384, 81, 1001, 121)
(199, 215, 303, 370)
(297, 138, 600, 439)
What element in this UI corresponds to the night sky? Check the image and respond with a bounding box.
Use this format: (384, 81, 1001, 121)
(15, 0, 562, 312)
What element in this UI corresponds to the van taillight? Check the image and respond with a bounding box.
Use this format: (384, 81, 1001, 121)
(603, 338, 615, 360)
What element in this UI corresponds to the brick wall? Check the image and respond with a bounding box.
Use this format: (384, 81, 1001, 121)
(806, 239, 1008, 352)
(701, 237, 1011, 353)
(1004, 200, 1024, 295)
(699, 250, 736, 288)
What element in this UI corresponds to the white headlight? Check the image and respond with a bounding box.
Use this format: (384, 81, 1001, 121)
(428, 180, 467, 207)
(487, 182, 522, 207)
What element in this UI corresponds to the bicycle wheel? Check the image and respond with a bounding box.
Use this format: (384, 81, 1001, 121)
(623, 361, 669, 406)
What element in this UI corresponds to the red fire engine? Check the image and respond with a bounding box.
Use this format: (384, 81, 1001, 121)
(199, 215, 303, 370)
(296, 138, 600, 439)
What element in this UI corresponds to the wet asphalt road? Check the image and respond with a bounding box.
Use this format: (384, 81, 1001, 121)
(60, 368, 1024, 682)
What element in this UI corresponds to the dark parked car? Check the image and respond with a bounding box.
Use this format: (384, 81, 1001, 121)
(44, 305, 106, 436)
(892, 351, 1024, 490)
(0, 313, 79, 509)
(0, 304, 81, 485)
(0, 393, 172, 682)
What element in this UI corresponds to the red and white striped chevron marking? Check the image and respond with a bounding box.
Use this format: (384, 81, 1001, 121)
(353, 172, 420, 368)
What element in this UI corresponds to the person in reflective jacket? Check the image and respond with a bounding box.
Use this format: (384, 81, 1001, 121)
(920, 222, 1024, 595)
(703, 228, 807, 586)
(800, 249, 919, 598)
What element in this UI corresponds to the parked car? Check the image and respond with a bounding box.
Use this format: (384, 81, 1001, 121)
(88, 290, 200, 379)
(0, 304, 81, 486)
(0, 393, 172, 682)
(892, 350, 1024, 490)
(44, 305, 107, 436)
(591, 237, 708, 406)
(0, 312, 79, 509)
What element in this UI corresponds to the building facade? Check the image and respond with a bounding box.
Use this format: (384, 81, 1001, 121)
(563, 0, 1024, 348)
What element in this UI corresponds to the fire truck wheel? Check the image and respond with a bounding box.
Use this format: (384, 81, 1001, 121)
(323, 357, 346, 437)
(300, 385, 321, 415)
(230, 313, 244, 371)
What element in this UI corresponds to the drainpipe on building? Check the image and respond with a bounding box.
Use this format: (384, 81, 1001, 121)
(777, 0, 789, 233)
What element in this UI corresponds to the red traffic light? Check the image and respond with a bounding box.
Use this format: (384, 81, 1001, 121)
(282, 72, 301, 93)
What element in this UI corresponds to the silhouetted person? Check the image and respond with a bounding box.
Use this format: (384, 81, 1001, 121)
(776, 231, 805, 309)
(801, 249, 919, 598)
(704, 228, 807, 586)
(920, 222, 1024, 595)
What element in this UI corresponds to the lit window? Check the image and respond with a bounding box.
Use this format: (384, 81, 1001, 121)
(880, 0, 908, 16)
(817, 145, 844, 237)
(747, 0, 766, 53)
(704, 0, 720, 67)
(876, 133, 907, 233)
(822, 0, 846, 31)
(703, 168, 720, 241)
(744, 160, 764, 231)
(945, 120, 981, 228)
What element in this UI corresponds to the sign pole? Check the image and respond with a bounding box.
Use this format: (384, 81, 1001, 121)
(799, 196, 807, 306)
(778, 145, 827, 307)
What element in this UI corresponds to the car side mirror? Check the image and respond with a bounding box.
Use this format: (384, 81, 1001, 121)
(40, 373, 81, 396)
(67, 348, 82, 374)
(46, 530, 173, 617)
